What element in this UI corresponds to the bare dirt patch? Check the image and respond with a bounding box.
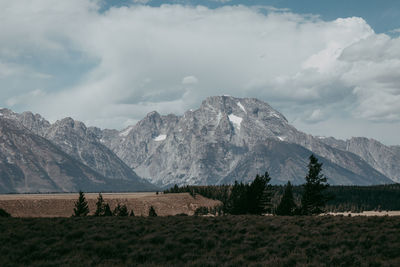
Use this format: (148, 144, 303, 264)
(0, 192, 221, 217)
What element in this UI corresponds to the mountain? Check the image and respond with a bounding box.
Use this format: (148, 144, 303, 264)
(319, 137, 400, 183)
(97, 96, 393, 187)
(0, 110, 156, 193)
(1, 96, 396, 190)
(0, 117, 146, 193)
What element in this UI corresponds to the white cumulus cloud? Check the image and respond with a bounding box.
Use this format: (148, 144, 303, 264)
(0, 1, 399, 144)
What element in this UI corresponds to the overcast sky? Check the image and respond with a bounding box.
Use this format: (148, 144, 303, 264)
(1, 0, 400, 145)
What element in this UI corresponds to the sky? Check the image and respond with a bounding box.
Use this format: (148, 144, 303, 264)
(1, 0, 400, 145)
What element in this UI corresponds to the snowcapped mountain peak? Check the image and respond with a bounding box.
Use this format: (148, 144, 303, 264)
(1, 96, 397, 192)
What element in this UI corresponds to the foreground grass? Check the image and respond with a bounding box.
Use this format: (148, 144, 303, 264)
(1, 216, 400, 266)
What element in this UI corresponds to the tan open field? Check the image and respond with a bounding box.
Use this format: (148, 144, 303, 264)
(0, 192, 221, 217)
(325, 211, 400, 217)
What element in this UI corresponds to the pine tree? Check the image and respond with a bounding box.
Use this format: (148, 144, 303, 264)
(148, 206, 157, 217)
(247, 172, 272, 215)
(73, 191, 89, 217)
(276, 181, 297, 215)
(104, 203, 113, 216)
(113, 204, 129, 216)
(226, 172, 272, 215)
(129, 210, 135, 216)
(301, 154, 329, 215)
(226, 181, 247, 215)
(94, 193, 105, 216)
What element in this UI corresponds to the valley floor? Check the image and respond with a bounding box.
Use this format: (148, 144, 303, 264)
(1, 215, 399, 266)
(0, 192, 220, 217)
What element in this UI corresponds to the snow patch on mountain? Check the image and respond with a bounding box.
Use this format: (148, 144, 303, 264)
(228, 114, 243, 130)
(270, 112, 281, 119)
(119, 126, 134, 137)
(237, 102, 247, 113)
(154, 134, 167, 141)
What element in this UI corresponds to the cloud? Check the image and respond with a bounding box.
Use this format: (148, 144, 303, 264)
(0, 1, 399, 144)
(132, 0, 150, 3)
(182, 76, 199, 85)
(340, 35, 400, 121)
(389, 28, 400, 33)
(305, 109, 325, 123)
(210, 0, 232, 3)
(6, 89, 46, 107)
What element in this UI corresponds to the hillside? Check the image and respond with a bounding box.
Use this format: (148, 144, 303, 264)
(0, 117, 155, 193)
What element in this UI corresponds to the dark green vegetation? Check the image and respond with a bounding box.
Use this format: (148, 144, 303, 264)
(93, 193, 132, 217)
(0, 208, 11, 217)
(148, 206, 157, 217)
(73, 191, 89, 217)
(166, 183, 400, 213)
(324, 184, 400, 212)
(1, 216, 400, 266)
(166, 172, 274, 216)
(300, 154, 330, 215)
(225, 172, 273, 215)
(167, 155, 331, 216)
(275, 181, 296, 215)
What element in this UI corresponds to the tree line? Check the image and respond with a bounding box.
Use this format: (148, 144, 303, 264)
(72, 192, 158, 217)
(166, 154, 331, 216)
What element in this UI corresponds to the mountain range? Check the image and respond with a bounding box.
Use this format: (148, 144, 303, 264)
(0, 96, 398, 192)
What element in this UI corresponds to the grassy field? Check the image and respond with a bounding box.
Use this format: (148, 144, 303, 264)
(1, 215, 399, 266)
(0, 192, 221, 217)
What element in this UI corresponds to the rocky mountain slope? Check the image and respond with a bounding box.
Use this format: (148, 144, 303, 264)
(319, 137, 400, 183)
(96, 96, 393, 187)
(1, 96, 397, 190)
(0, 110, 156, 193)
(0, 117, 149, 193)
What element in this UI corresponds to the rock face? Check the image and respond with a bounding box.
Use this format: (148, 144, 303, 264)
(98, 96, 393, 187)
(0, 110, 156, 193)
(0, 117, 142, 193)
(319, 137, 400, 183)
(1, 96, 397, 190)
(44, 117, 147, 185)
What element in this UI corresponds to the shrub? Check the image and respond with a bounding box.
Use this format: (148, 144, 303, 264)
(148, 206, 157, 217)
(0, 208, 11, 217)
(194, 207, 209, 216)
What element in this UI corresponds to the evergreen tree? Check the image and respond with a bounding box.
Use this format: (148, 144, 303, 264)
(301, 154, 329, 215)
(226, 181, 247, 214)
(73, 191, 89, 217)
(247, 172, 272, 215)
(276, 181, 297, 215)
(103, 203, 113, 216)
(148, 206, 157, 217)
(129, 210, 135, 216)
(226, 172, 272, 215)
(94, 193, 105, 216)
(113, 204, 129, 216)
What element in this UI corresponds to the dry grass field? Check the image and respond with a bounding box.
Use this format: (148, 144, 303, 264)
(0, 192, 221, 217)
